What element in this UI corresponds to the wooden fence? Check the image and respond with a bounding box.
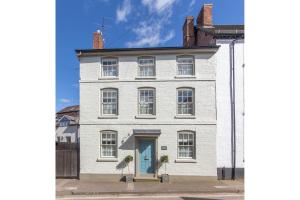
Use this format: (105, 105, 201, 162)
(56, 143, 79, 178)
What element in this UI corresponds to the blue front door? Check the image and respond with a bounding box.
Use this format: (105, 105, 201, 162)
(139, 140, 155, 174)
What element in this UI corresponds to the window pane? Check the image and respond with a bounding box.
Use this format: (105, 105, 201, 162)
(139, 58, 155, 76)
(102, 90, 118, 115)
(177, 57, 194, 75)
(139, 89, 155, 115)
(177, 89, 194, 115)
(101, 132, 117, 157)
(102, 58, 118, 77)
(178, 132, 195, 158)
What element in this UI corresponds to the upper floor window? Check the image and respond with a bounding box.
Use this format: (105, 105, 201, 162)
(178, 131, 195, 159)
(138, 88, 155, 115)
(100, 131, 117, 158)
(101, 89, 118, 115)
(138, 57, 155, 77)
(177, 88, 194, 115)
(177, 56, 194, 76)
(102, 58, 118, 77)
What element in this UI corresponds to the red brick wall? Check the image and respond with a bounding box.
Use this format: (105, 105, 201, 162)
(93, 31, 103, 49)
(182, 16, 196, 47)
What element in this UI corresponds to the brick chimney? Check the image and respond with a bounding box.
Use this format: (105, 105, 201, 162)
(196, 4, 215, 46)
(182, 16, 196, 47)
(93, 30, 104, 49)
(197, 4, 213, 27)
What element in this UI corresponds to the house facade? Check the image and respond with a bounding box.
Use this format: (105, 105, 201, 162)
(56, 105, 80, 143)
(76, 3, 244, 181)
(77, 45, 219, 181)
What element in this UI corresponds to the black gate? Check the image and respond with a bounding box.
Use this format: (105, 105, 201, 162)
(56, 143, 79, 178)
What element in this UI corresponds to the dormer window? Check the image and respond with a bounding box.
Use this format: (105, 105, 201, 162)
(101, 58, 118, 77)
(59, 117, 70, 127)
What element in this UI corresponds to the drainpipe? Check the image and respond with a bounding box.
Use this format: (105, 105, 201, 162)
(229, 39, 238, 180)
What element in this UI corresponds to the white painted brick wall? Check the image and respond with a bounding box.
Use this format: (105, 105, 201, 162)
(80, 52, 217, 176)
(216, 40, 244, 169)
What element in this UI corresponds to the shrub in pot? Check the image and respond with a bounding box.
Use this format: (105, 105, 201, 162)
(160, 155, 169, 183)
(124, 155, 133, 183)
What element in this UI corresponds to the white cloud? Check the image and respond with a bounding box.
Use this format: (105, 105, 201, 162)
(60, 98, 71, 103)
(116, 0, 132, 23)
(189, 0, 196, 9)
(142, 0, 177, 13)
(126, 0, 177, 47)
(126, 20, 175, 47)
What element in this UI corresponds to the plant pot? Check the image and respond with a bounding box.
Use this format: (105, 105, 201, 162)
(161, 174, 169, 183)
(125, 174, 133, 183)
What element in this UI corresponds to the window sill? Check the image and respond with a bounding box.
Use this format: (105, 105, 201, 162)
(174, 115, 196, 119)
(135, 115, 157, 119)
(174, 75, 196, 79)
(97, 158, 118, 162)
(135, 76, 156, 80)
(98, 116, 118, 119)
(175, 159, 197, 163)
(98, 77, 119, 80)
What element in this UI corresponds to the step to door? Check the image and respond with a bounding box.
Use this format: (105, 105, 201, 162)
(133, 176, 160, 182)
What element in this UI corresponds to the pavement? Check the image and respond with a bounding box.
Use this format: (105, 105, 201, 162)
(56, 193, 244, 200)
(56, 179, 244, 198)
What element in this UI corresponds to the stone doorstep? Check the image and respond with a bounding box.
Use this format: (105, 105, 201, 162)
(133, 176, 160, 182)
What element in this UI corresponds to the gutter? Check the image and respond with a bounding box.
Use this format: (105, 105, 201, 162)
(229, 39, 238, 180)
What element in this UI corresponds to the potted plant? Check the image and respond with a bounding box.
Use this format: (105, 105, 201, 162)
(160, 155, 169, 183)
(124, 155, 133, 182)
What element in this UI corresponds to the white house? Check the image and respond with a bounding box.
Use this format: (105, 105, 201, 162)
(77, 35, 219, 181)
(56, 105, 80, 144)
(76, 3, 244, 182)
(181, 4, 244, 179)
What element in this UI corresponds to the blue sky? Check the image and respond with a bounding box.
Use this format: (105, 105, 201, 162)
(56, 0, 244, 111)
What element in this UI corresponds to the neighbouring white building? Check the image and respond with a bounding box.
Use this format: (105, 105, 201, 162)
(56, 105, 80, 144)
(215, 33, 244, 179)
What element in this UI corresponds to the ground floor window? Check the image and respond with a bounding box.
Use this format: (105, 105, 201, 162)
(100, 131, 117, 157)
(178, 131, 195, 159)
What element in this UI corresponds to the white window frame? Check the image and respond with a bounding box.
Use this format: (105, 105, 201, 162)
(138, 88, 156, 115)
(138, 57, 155, 77)
(100, 131, 117, 158)
(101, 88, 118, 116)
(177, 131, 195, 159)
(177, 88, 195, 115)
(101, 57, 118, 77)
(177, 56, 195, 76)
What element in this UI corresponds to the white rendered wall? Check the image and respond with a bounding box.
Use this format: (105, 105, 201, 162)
(216, 39, 244, 169)
(80, 52, 217, 176)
